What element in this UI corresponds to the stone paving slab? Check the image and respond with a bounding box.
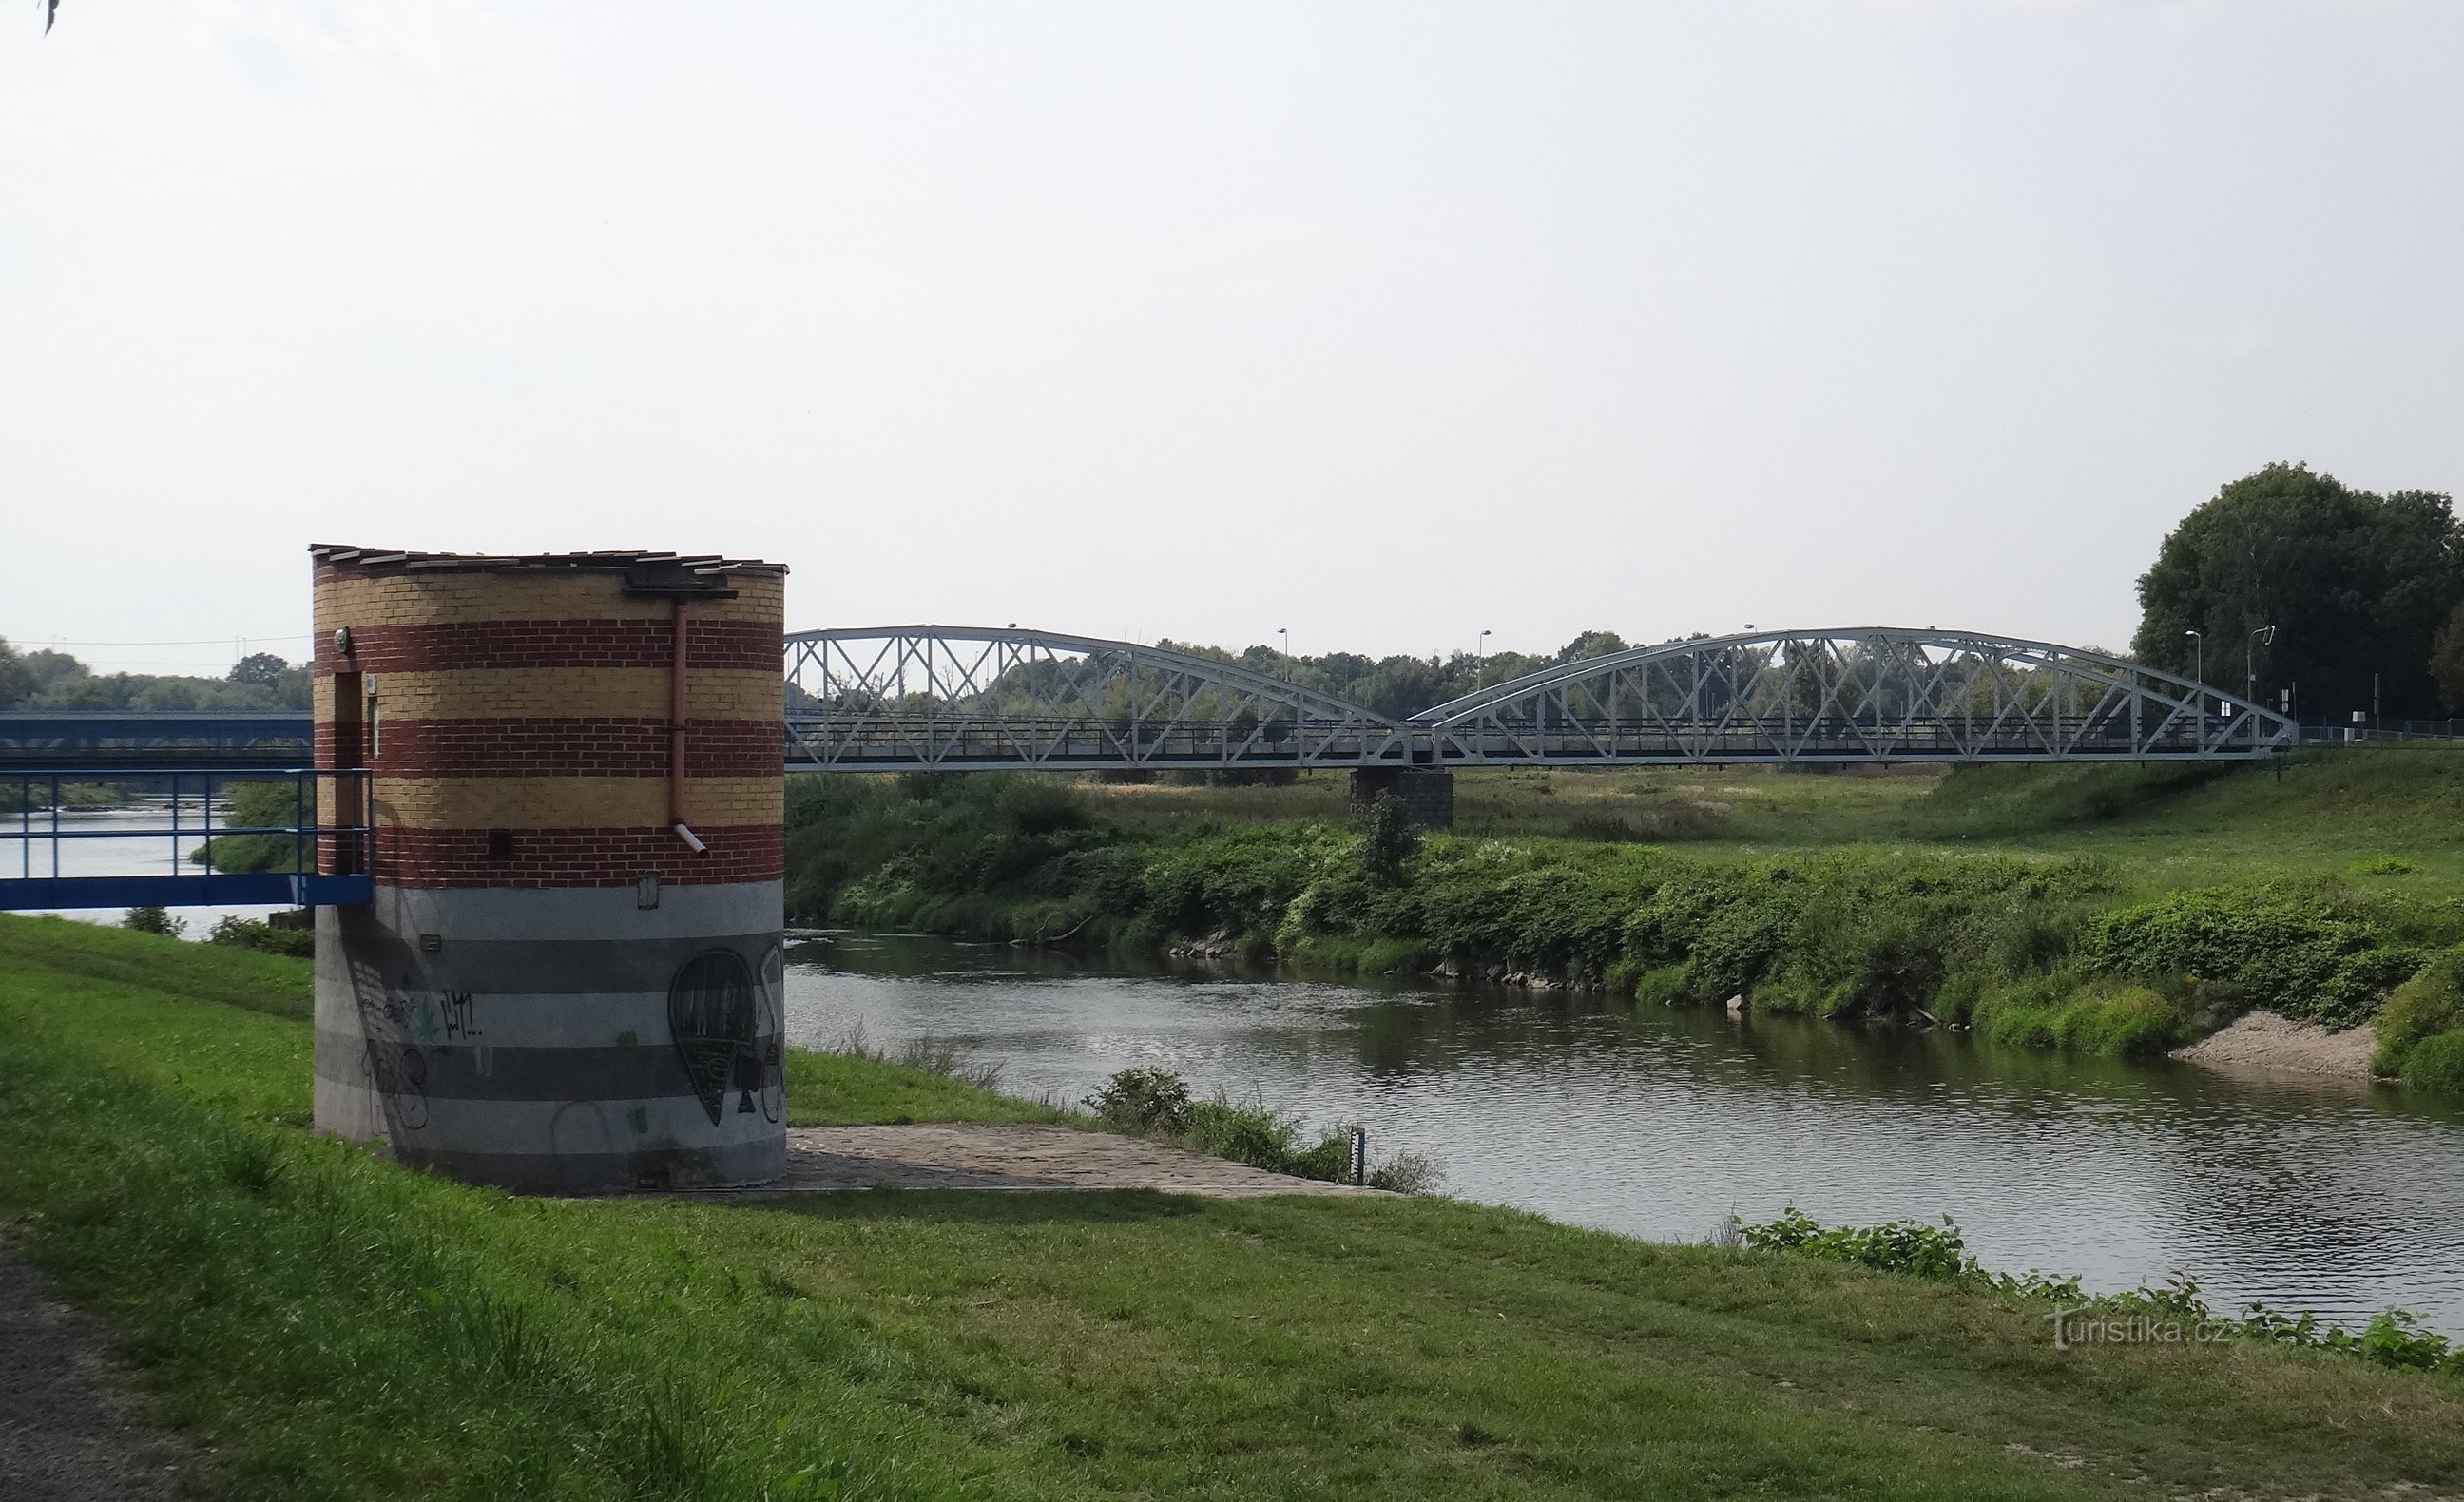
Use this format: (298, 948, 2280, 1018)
(747, 1125, 1385, 1198)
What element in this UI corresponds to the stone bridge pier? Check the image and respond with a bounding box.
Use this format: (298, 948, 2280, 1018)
(1348, 767, 1454, 830)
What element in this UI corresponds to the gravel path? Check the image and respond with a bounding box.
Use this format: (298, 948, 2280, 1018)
(763, 1125, 1388, 1196)
(0, 1246, 193, 1502)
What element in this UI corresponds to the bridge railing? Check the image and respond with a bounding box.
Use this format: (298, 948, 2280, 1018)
(1, 766, 374, 911)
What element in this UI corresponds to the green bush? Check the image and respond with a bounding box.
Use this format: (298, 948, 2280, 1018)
(206, 915, 315, 958)
(1084, 1067, 1194, 1134)
(122, 906, 185, 937)
(1739, 1208, 1971, 1281)
(2351, 856, 2419, 876)
(1972, 979, 2189, 1057)
(2399, 1030, 2464, 1092)
(2374, 947, 2464, 1076)
(2080, 887, 2420, 1027)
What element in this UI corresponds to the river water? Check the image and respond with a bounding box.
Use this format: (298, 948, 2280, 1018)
(785, 931, 2464, 1338)
(6, 803, 285, 933)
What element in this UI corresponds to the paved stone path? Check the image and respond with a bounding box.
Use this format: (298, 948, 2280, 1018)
(760, 1125, 1385, 1197)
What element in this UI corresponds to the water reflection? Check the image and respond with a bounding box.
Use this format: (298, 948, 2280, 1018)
(783, 930, 2464, 1336)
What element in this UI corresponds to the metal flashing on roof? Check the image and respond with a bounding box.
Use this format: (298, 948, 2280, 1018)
(308, 544, 786, 577)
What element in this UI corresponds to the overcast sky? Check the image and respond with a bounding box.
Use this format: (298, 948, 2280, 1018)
(3, 2, 2457, 675)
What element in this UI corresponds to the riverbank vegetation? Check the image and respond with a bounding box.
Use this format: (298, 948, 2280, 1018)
(784, 745, 2464, 1080)
(5, 914, 2462, 1499)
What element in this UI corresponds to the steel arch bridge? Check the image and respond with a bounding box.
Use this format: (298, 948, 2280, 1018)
(783, 626, 1415, 771)
(783, 625, 2295, 772)
(1407, 627, 2296, 765)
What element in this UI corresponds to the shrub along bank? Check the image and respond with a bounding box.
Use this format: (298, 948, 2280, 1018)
(786, 772, 2464, 1074)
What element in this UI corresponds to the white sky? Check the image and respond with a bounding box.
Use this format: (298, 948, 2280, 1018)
(3, 2, 2458, 675)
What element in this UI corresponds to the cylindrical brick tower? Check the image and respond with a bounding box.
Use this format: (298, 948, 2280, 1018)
(308, 546, 789, 1193)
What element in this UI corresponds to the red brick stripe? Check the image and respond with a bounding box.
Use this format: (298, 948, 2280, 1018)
(375, 825, 783, 888)
(313, 618, 781, 676)
(356, 719, 783, 779)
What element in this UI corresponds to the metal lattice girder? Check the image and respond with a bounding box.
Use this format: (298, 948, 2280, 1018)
(0, 711, 312, 768)
(783, 626, 1415, 771)
(1409, 628, 2299, 765)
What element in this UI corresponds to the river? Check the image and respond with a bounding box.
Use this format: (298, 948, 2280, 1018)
(785, 930, 2464, 1338)
(8, 803, 284, 934)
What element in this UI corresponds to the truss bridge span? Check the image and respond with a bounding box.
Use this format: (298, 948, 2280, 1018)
(783, 625, 2296, 774)
(784, 626, 1413, 772)
(1409, 627, 2295, 766)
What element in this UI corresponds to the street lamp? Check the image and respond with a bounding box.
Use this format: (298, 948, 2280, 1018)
(2246, 626, 2275, 703)
(2185, 629, 2204, 731)
(1277, 627, 1289, 681)
(1477, 629, 1492, 673)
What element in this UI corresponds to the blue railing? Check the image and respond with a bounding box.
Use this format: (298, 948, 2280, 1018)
(1, 767, 373, 911)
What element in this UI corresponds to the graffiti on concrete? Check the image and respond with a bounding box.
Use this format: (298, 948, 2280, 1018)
(347, 956, 429, 1134)
(667, 949, 757, 1126)
(440, 990, 482, 1041)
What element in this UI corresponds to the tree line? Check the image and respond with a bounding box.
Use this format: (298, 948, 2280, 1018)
(0, 643, 311, 712)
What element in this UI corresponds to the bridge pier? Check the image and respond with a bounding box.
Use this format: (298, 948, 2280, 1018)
(1349, 767, 1454, 830)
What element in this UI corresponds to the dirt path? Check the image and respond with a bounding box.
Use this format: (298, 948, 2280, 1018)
(761, 1125, 1388, 1196)
(0, 1245, 193, 1501)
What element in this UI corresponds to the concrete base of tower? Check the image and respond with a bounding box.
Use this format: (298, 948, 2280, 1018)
(313, 883, 788, 1194)
(1348, 767, 1455, 830)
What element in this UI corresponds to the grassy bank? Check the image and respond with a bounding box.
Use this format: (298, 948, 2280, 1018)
(783, 749, 2464, 1072)
(6, 915, 2464, 1499)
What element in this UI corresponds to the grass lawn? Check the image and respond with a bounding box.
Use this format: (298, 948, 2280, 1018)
(4, 913, 2461, 1499)
(1082, 743, 2464, 901)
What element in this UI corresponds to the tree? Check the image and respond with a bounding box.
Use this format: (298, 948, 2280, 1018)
(228, 652, 291, 689)
(2431, 603, 2464, 714)
(2131, 463, 2464, 718)
(0, 639, 24, 708)
(1554, 629, 1630, 663)
(1357, 793, 1421, 885)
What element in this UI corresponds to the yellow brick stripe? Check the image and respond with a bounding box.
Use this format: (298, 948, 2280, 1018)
(364, 776, 782, 831)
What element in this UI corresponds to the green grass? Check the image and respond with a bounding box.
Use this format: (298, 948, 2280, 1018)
(4, 915, 2464, 1499)
(1076, 746, 2464, 899)
(783, 1049, 1074, 1127)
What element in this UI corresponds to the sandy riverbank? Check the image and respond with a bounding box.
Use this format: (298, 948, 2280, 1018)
(2171, 1010, 2377, 1080)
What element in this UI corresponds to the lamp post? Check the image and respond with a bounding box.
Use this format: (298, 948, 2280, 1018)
(1277, 627, 1289, 681)
(2185, 629, 2204, 735)
(2246, 626, 2275, 703)
(1477, 629, 1491, 676)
